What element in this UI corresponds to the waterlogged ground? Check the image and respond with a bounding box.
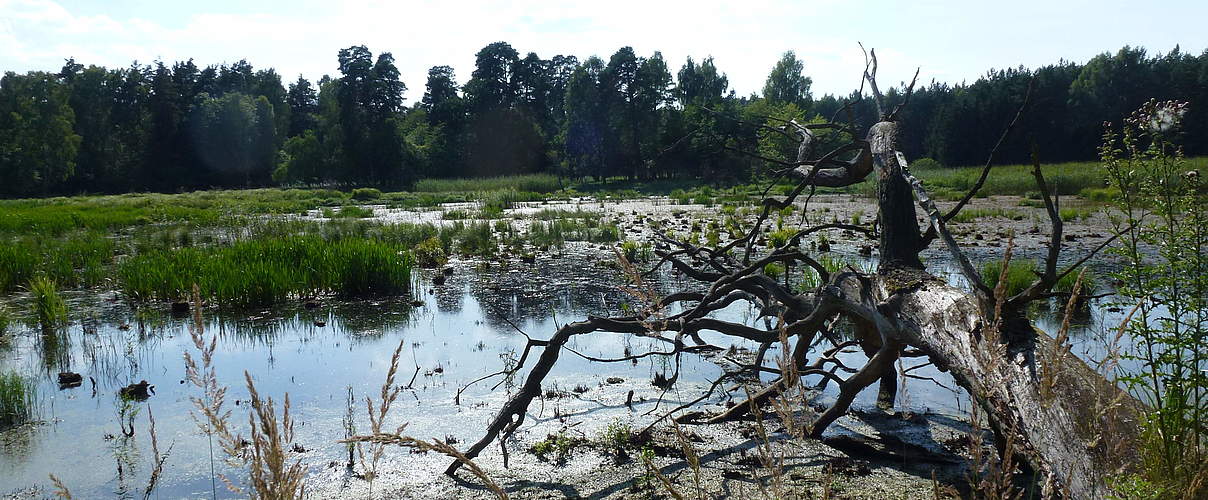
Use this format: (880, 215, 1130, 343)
(0, 194, 1134, 498)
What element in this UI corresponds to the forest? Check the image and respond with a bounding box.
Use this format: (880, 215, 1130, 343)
(1, 42, 1206, 197)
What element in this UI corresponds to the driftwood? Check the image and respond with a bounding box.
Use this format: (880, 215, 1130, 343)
(444, 48, 1141, 499)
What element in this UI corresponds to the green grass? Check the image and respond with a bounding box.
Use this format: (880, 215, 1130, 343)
(0, 231, 114, 292)
(414, 174, 563, 194)
(118, 235, 412, 307)
(914, 157, 1208, 199)
(980, 259, 1036, 297)
(0, 304, 10, 334)
(322, 205, 375, 218)
(620, 239, 652, 262)
(528, 219, 620, 248)
(529, 208, 599, 220)
(0, 372, 37, 429)
(979, 258, 1098, 298)
(1059, 207, 1094, 222)
(28, 276, 68, 327)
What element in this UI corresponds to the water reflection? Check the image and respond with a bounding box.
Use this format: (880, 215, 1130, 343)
(0, 249, 1131, 498)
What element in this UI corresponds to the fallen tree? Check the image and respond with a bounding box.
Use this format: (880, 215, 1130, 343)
(440, 49, 1143, 498)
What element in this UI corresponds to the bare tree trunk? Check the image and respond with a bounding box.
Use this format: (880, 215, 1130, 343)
(433, 47, 1142, 500)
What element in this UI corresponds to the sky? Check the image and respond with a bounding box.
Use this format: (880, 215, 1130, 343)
(1, 0, 1205, 104)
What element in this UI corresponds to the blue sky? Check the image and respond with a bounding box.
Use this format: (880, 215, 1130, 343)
(2, 0, 1204, 103)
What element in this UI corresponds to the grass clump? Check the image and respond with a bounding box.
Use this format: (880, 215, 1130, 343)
(413, 237, 448, 268)
(767, 228, 796, 248)
(1059, 207, 1093, 222)
(323, 205, 375, 218)
(529, 219, 620, 248)
(28, 276, 68, 327)
(119, 236, 412, 307)
(979, 259, 1035, 298)
(599, 419, 635, 452)
(619, 240, 652, 262)
(530, 431, 586, 463)
(446, 221, 497, 257)
(0, 372, 37, 429)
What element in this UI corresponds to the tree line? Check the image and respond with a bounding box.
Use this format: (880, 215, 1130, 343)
(1, 43, 1205, 197)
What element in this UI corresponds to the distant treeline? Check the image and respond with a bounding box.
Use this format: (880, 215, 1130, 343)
(1, 43, 1204, 197)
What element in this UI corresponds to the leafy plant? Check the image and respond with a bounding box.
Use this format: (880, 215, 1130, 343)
(1102, 99, 1206, 495)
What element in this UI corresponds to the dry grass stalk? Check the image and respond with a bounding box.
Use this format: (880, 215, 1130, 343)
(343, 338, 507, 499)
(745, 386, 787, 498)
(48, 474, 73, 499)
(638, 448, 685, 500)
(141, 407, 174, 500)
(243, 372, 306, 499)
(1040, 269, 1083, 401)
(355, 339, 405, 485)
(343, 429, 509, 499)
(671, 421, 705, 498)
(966, 403, 1023, 500)
(183, 283, 306, 499)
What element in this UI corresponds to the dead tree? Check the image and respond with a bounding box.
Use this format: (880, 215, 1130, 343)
(444, 49, 1142, 499)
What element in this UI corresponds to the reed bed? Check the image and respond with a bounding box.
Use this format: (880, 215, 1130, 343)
(0, 231, 114, 291)
(119, 236, 412, 307)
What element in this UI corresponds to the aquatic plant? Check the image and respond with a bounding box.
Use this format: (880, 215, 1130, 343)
(28, 276, 68, 327)
(0, 231, 113, 291)
(0, 371, 36, 429)
(979, 258, 1037, 298)
(119, 236, 412, 307)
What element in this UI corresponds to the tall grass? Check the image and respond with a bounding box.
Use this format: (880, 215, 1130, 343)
(0, 232, 114, 291)
(119, 236, 412, 307)
(413, 174, 562, 194)
(0, 371, 37, 428)
(28, 276, 68, 327)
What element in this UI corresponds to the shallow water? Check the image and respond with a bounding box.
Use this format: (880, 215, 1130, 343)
(0, 197, 1138, 498)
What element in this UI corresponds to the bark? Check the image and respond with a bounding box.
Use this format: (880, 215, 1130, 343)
(439, 48, 1142, 499)
(856, 270, 1143, 499)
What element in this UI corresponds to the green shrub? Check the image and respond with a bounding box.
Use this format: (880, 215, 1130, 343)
(350, 188, 383, 201)
(413, 237, 447, 268)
